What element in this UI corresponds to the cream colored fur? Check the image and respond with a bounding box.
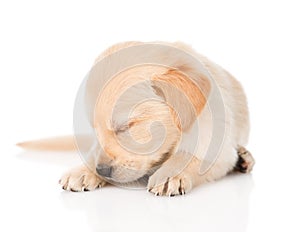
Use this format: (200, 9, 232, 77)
(18, 41, 253, 196)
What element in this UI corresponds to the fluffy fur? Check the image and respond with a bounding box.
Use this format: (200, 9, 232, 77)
(19, 41, 255, 196)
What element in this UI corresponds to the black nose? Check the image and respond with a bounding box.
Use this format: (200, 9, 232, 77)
(96, 164, 112, 178)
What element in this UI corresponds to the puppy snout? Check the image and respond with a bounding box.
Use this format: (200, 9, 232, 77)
(96, 164, 112, 178)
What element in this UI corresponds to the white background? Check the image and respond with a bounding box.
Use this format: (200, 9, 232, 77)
(0, 0, 299, 231)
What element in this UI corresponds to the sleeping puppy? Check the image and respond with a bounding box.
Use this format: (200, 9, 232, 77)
(19, 41, 255, 196)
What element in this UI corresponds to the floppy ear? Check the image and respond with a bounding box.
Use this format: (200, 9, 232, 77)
(151, 69, 211, 131)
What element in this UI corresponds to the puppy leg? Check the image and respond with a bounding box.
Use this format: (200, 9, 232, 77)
(147, 152, 201, 196)
(234, 146, 255, 173)
(147, 149, 240, 196)
(59, 165, 106, 192)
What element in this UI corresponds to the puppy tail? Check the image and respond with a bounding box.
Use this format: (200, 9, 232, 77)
(16, 135, 77, 151)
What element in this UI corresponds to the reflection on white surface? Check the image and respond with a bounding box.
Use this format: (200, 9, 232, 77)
(60, 173, 253, 232)
(10, 150, 254, 232)
(7, 150, 254, 232)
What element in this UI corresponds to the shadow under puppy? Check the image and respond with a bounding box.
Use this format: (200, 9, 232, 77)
(19, 41, 255, 196)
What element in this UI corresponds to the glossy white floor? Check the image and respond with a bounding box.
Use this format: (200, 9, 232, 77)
(2, 138, 299, 232)
(1, 1, 299, 231)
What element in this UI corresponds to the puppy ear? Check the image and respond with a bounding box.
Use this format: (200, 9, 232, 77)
(151, 69, 210, 131)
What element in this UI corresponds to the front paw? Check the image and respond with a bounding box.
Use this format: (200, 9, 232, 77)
(147, 172, 192, 196)
(59, 165, 106, 192)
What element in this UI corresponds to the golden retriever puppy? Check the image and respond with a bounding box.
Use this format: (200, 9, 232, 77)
(19, 41, 255, 196)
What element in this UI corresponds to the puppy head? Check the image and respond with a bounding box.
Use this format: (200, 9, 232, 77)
(95, 100, 179, 184)
(91, 64, 210, 184)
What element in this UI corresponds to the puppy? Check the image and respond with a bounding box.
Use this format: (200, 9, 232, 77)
(19, 41, 255, 196)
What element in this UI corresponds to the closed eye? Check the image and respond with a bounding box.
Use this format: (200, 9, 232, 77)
(115, 124, 129, 134)
(114, 121, 135, 134)
(113, 118, 141, 134)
